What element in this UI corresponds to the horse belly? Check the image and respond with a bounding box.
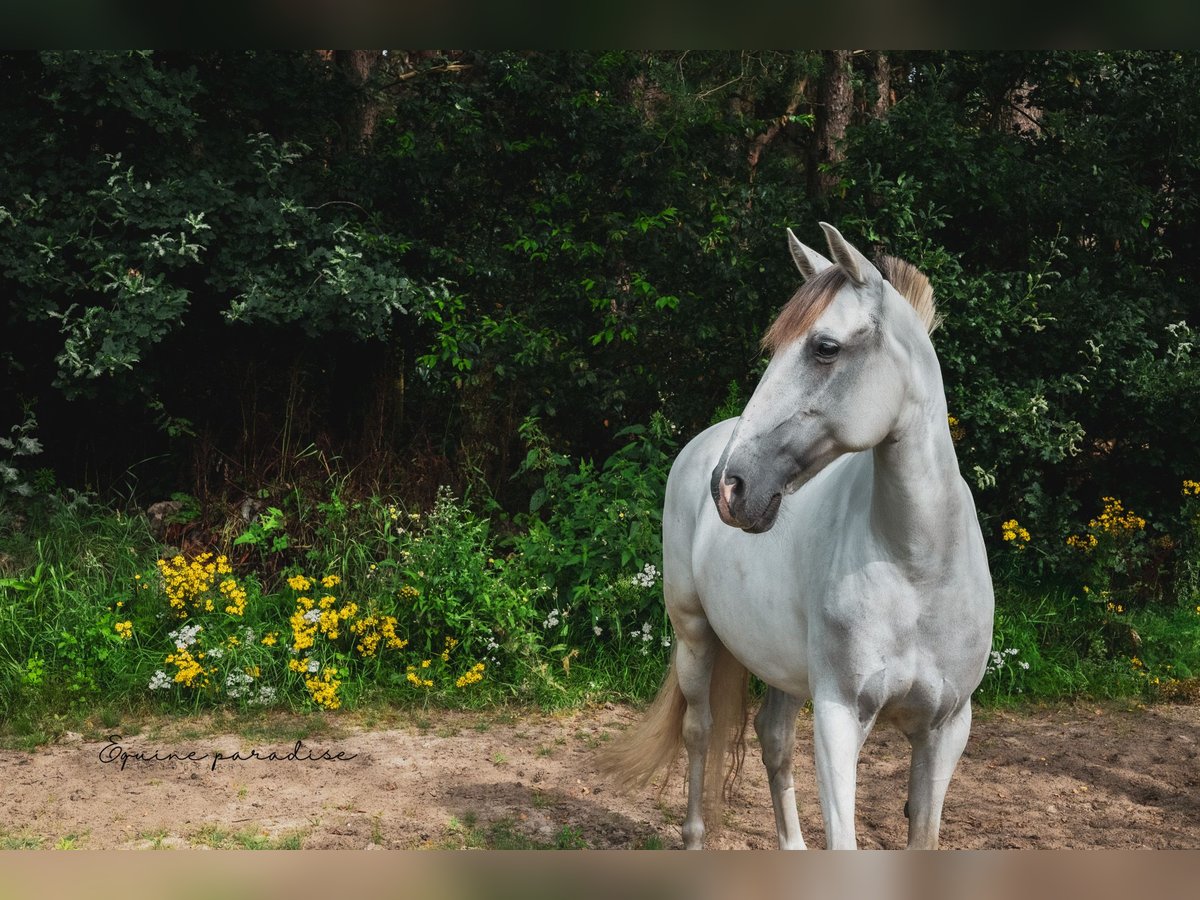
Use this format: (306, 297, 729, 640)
(692, 530, 813, 698)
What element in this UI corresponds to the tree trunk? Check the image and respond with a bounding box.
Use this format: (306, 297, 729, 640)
(334, 50, 385, 151)
(871, 51, 892, 119)
(809, 50, 853, 199)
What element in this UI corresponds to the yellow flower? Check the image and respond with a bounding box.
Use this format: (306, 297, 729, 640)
(114, 621, 133, 640)
(219, 577, 248, 616)
(1183, 479, 1200, 497)
(1000, 519, 1030, 545)
(261, 632, 278, 646)
(304, 668, 342, 709)
(321, 574, 341, 588)
(1088, 497, 1145, 535)
(165, 647, 211, 688)
(287, 574, 312, 592)
(455, 661, 486, 688)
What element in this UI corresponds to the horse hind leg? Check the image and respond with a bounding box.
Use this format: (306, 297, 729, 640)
(673, 621, 719, 849)
(754, 686, 807, 849)
(905, 702, 972, 849)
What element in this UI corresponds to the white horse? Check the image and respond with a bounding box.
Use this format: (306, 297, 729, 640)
(601, 223, 994, 849)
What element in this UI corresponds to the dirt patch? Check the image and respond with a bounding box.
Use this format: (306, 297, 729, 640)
(2, 701, 1198, 849)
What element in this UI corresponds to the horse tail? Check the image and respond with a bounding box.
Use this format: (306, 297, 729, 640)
(596, 640, 750, 831)
(595, 648, 687, 794)
(707, 640, 750, 825)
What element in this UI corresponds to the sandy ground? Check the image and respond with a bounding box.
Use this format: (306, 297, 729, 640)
(2, 700, 1198, 850)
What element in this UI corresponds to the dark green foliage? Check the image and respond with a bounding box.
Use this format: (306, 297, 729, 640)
(1, 52, 1199, 712)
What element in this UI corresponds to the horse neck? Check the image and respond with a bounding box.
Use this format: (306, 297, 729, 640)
(868, 338, 965, 575)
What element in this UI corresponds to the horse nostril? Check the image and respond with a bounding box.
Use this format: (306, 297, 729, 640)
(720, 472, 743, 513)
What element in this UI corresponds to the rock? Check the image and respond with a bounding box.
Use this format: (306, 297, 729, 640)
(145, 500, 184, 540)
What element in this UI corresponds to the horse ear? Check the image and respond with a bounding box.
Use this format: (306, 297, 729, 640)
(787, 228, 833, 281)
(818, 221, 881, 288)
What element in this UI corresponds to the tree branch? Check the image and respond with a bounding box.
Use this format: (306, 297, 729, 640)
(747, 77, 809, 176)
(381, 63, 473, 90)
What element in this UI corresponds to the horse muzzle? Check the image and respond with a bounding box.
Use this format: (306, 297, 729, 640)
(711, 465, 783, 533)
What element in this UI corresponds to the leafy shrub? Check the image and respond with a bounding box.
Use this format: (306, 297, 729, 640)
(509, 413, 675, 645)
(394, 486, 542, 666)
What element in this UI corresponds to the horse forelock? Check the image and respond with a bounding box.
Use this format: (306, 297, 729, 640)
(761, 267, 847, 354)
(762, 254, 940, 354)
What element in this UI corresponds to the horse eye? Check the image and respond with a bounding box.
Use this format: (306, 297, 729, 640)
(814, 339, 841, 360)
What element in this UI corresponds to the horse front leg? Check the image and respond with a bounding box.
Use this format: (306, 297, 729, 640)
(754, 687, 807, 849)
(674, 623, 718, 850)
(812, 698, 868, 849)
(905, 702, 971, 849)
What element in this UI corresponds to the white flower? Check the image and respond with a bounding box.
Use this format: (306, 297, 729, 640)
(206, 647, 224, 660)
(303, 608, 320, 623)
(307, 659, 320, 673)
(641, 622, 652, 634)
(1018, 660, 1031, 670)
(593, 625, 603, 637)
(168, 622, 203, 649)
(661, 636, 671, 648)
(148, 670, 173, 690)
(631, 563, 661, 588)
(250, 685, 277, 706)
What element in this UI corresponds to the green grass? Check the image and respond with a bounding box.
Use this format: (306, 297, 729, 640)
(54, 832, 85, 850)
(975, 583, 1200, 706)
(0, 830, 44, 850)
(189, 824, 305, 849)
(136, 828, 171, 849)
(439, 813, 590, 850)
(4, 492, 1200, 727)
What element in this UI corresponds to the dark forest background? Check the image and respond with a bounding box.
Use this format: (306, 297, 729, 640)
(1, 49, 1198, 568)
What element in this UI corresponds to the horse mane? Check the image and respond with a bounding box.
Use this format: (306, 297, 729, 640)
(761, 253, 940, 354)
(876, 253, 942, 335)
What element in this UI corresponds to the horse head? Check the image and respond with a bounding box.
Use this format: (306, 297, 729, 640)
(712, 222, 935, 533)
